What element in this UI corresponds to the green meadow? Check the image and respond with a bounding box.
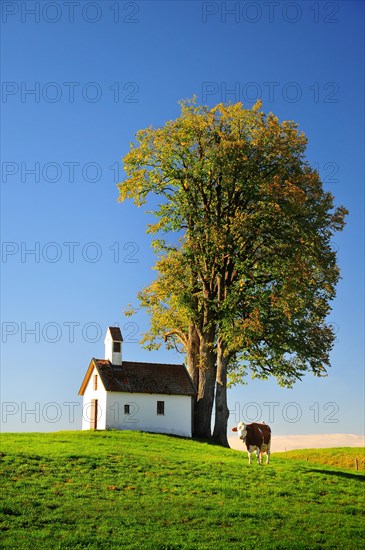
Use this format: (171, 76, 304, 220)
(1, 431, 364, 549)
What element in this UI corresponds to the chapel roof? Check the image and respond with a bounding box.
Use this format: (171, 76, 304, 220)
(78, 359, 196, 397)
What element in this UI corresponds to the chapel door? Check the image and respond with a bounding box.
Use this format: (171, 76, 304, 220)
(90, 399, 98, 430)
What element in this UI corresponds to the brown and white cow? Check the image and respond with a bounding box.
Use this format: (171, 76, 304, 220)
(232, 421, 271, 464)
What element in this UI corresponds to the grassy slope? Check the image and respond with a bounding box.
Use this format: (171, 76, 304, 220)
(277, 447, 365, 471)
(1, 431, 364, 549)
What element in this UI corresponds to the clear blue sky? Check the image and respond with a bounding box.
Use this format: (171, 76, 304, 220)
(1, 1, 364, 436)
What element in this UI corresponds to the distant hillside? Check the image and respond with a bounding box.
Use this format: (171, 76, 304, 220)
(1, 431, 364, 549)
(276, 447, 365, 471)
(228, 433, 365, 452)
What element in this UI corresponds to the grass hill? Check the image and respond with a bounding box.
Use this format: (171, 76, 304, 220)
(1, 431, 364, 549)
(277, 447, 365, 471)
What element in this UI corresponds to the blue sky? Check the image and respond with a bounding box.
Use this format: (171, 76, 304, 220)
(1, 0, 364, 436)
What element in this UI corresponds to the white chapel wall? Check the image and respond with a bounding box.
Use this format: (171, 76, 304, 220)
(81, 367, 107, 430)
(105, 392, 193, 437)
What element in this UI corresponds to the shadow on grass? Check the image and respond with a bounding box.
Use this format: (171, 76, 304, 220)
(305, 468, 365, 481)
(192, 437, 230, 448)
(140, 431, 231, 448)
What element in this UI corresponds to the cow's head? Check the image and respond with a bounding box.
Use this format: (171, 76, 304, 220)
(232, 421, 247, 441)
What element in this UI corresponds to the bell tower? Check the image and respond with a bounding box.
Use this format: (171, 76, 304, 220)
(104, 326, 123, 365)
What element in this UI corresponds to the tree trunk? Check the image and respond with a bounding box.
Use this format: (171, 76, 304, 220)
(186, 324, 200, 438)
(186, 324, 200, 389)
(212, 339, 230, 447)
(193, 333, 216, 439)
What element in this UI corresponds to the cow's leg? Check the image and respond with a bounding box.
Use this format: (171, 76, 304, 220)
(257, 449, 261, 464)
(266, 450, 270, 464)
(247, 451, 252, 464)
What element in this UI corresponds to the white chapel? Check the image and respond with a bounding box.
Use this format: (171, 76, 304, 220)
(78, 327, 196, 437)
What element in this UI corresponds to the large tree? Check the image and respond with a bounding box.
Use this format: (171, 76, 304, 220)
(119, 100, 347, 445)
